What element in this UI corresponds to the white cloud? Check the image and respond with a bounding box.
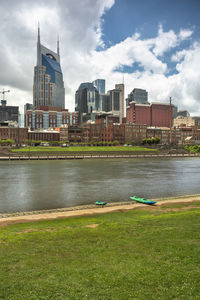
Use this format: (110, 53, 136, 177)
(171, 49, 187, 62)
(171, 43, 200, 113)
(0, 0, 200, 117)
(90, 34, 168, 77)
(179, 29, 193, 40)
(152, 25, 178, 56)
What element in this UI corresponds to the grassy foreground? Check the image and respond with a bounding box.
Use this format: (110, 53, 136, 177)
(0, 203, 200, 299)
(12, 146, 157, 153)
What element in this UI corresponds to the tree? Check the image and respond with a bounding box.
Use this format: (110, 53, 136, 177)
(113, 140, 120, 146)
(142, 138, 147, 145)
(25, 139, 32, 146)
(0, 139, 15, 146)
(90, 140, 95, 146)
(49, 141, 60, 146)
(154, 137, 160, 144)
(130, 140, 135, 146)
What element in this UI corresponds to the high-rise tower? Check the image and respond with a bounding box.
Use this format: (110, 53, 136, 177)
(92, 79, 105, 94)
(33, 26, 65, 110)
(126, 88, 148, 107)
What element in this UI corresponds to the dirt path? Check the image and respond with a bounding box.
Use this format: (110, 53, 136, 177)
(0, 195, 200, 227)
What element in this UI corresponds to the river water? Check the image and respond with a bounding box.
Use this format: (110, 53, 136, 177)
(0, 157, 200, 213)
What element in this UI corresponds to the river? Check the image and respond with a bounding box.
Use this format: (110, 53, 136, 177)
(0, 157, 200, 213)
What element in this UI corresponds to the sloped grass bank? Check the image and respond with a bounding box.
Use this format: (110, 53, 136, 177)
(12, 146, 157, 153)
(0, 204, 200, 299)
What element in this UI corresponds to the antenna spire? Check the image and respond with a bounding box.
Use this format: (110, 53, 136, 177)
(37, 22, 40, 43)
(57, 35, 60, 56)
(37, 22, 41, 65)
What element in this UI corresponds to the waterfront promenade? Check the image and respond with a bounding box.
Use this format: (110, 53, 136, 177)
(0, 153, 199, 160)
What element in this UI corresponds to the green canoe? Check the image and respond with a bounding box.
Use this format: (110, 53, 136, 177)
(95, 201, 107, 206)
(130, 196, 156, 205)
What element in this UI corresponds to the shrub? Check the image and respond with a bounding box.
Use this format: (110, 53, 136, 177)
(49, 141, 60, 146)
(154, 137, 160, 144)
(130, 140, 135, 146)
(142, 137, 160, 145)
(113, 140, 120, 146)
(185, 145, 200, 153)
(97, 141, 103, 146)
(25, 139, 33, 146)
(89, 140, 95, 146)
(142, 138, 147, 145)
(0, 139, 15, 146)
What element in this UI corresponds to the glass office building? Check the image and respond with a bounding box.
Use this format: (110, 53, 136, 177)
(0, 100, 19, 123)
(92, 79, 105, 94)
(108, 84, 124, 123)
(33, 27, 65, 110)
(75, 82, 99, 123)
(99, 94, 110, 111)
(126, 88, 148, 106)
(75, 81, 124, 124)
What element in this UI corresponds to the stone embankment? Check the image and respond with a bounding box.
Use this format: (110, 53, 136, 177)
(0, 146, 199, 160)
(0, 150, 199, 160)
(0, 153, 199, 160)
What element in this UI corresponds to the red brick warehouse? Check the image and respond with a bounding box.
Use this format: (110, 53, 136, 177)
(126, 102, 171, 127)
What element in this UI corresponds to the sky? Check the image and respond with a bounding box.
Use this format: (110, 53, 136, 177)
(0, 0, 200, 115)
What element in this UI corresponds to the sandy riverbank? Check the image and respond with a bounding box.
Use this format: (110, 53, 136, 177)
(0, 194, 200, 226)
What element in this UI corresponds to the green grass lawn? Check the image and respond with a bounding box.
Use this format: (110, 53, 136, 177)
(13, 146, 157, 153)
(0, 204, 200, 299)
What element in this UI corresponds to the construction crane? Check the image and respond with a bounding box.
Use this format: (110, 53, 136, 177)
(0, 88, 10, 101)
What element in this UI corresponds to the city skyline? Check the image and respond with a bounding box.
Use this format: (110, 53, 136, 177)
(0, 0, 200, 115)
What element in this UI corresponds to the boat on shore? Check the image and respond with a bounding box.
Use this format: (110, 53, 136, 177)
(95, 201, 107, 206)
(130, 196, 156, 205)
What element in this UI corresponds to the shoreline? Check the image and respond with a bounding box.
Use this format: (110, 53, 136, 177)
(1, 194, 200, 226)
(0, 153, 199, 160)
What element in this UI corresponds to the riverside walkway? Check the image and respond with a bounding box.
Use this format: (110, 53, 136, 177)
(0, 153, 199, 160)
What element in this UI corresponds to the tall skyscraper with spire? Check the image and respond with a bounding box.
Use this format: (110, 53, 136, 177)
(33, 26, 65, 110)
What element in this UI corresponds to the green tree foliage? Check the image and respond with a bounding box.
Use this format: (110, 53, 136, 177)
(113, 140, 120, 146)
(142, 137, 160, 145)
(49, 141, 60, 146)
(25, 140, 44, 146)
(0, 139, 15, 145)
(89, 140, 95, 146)
(185, 145, 200, 153)
(130, 140, 135, 146)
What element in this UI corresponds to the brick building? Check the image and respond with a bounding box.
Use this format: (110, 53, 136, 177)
(173, 116, 195, 127)
(68, 127, 82, 143)
(124, 124, 147, 144)
(81, 122, 147, 145)
(147, 127, 170, 145)
(126, 102, 171, 128)
(173, 126, 200, 145)
(112, 124, 125, 144)
(0, 122, 28, 145)
(151, 103, 171, 127)
(57, 125, 68, 142)
(26, 109, 78, 130)
(28, 130, 60, 142)
(127, 103, 151, 125)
